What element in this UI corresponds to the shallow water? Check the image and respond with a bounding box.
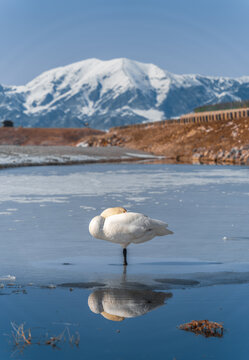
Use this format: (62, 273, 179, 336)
(0, 163, 249, 359)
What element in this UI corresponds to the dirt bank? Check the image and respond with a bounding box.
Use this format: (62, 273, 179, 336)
(81, 118, 249, 165)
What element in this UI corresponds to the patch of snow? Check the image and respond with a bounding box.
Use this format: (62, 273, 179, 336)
(132, 108, 165, 122)
(125, 152, 163, 159)
(126, 196, 149, 203)
(80, 206, 97, 211)
(0, 154, 102, 167)
(76, 142, 89, 148)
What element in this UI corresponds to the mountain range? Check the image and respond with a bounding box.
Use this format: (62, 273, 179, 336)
(1, 58, 249, 129)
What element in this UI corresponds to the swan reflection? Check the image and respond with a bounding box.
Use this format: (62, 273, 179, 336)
(88, 288, 172, 321)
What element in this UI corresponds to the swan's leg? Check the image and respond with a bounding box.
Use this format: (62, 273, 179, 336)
(123, 248, 128, 266)
(122, 264, 127, 278)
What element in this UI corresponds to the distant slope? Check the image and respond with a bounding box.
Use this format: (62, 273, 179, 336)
(1, 58, 249, 129)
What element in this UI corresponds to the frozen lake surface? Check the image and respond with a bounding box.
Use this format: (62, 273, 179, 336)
(0, 163, 249, 359)
(0, 163, 249, 281)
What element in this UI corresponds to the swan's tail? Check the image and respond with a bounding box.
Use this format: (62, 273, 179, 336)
(152, 219, 174, 236)
(157, 227, 174, 236)
(163, 228, 174, 235)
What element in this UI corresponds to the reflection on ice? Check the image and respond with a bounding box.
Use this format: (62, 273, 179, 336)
(87, 266, 173, 321)
(88, 287, 172, 321)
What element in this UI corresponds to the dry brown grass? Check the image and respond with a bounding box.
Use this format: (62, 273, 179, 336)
(0, 128, 103, 146)
(8, 322, 80, 355)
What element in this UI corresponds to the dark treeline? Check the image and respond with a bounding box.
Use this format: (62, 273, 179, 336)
(194, 99, 249, 113)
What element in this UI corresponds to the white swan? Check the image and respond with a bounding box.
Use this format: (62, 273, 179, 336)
(89, 207, 173, 265)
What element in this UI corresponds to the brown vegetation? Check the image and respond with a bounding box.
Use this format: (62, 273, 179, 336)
(9, 322, 80, 354)
(179, 320, 224, 338)
(0, 127, 103, 146)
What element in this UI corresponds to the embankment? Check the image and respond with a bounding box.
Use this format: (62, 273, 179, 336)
(0, 118, 248, 165)
(82, 117, 249, 165)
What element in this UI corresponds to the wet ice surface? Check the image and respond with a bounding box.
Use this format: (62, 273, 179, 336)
(0, 163, 249, 359)
(0, 163, 249, 281)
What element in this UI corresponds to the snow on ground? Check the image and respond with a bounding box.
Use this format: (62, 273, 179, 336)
(0, 146, 160, 168)
(0, 154, 97, 166)
(76, 142, 89, 147)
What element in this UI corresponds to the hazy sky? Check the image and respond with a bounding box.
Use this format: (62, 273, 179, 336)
(0, 0, 249, 85)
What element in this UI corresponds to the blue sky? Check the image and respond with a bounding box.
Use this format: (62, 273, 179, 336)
(0, 0, 248, 85)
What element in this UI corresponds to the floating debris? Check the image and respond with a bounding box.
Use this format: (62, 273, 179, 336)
(0, 275, 16, 281)
(179, 320, 224, 338)
(47, 284, 56, 289)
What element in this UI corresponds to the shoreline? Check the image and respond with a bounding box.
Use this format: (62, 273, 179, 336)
(0, 119, 248, 166)
(0, 144, 247, 170)
(0, 145, 164, 170)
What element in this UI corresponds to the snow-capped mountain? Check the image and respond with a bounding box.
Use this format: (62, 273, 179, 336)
(1, 58, 249, 129)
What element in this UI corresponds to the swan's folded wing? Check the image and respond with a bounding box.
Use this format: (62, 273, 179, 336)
(122, 213, 153, 239)
(103, 212, 168, 241)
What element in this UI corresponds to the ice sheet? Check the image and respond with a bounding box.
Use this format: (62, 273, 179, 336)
(0, 163, 248, 284)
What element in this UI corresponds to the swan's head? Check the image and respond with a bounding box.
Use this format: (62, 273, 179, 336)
(89, 207, 127, 239)
(100, 312, 125, 321)
(88, 291, 125, 322)
(100, 207, 127, 218)
(89, 216, 105, 239)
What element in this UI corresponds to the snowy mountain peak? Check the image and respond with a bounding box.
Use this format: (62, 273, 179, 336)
(1, 58, 249, 129)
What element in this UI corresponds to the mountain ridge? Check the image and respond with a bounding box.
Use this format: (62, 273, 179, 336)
(1, 58, 249, 129)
